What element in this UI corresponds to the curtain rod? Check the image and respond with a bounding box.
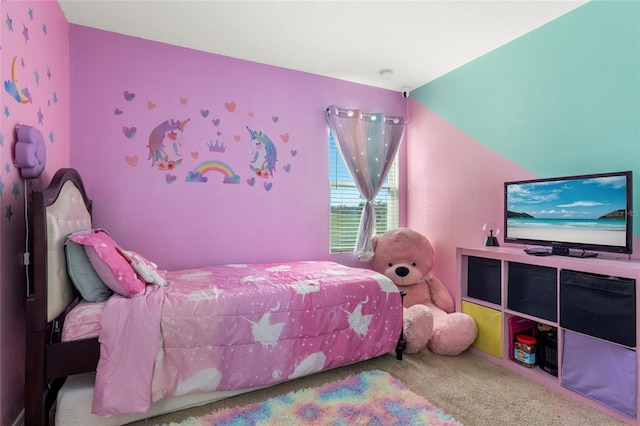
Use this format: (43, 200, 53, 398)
(325, 106, 405, 124)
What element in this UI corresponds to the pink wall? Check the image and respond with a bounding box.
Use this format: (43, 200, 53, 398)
(69, 25, 407, 271)
(406, 100, 534, 302)
(0, 1, 70, 424)
(0, 9, 406, 423)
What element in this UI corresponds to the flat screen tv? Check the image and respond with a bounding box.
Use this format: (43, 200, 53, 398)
(504, 171, 633, 257)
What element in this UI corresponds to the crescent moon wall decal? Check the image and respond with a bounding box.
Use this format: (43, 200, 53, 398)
(6, 56, 31, 104)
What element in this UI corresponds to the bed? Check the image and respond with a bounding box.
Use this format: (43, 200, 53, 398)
(25, 168, 406, 426)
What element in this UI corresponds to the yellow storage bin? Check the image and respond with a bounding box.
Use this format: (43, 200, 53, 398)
(462, 301, 502, 358)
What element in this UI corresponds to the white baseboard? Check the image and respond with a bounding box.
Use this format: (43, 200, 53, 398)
(12, 410, 24, 426)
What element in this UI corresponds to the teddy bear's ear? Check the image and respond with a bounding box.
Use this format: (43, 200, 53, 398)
(371, 235, 379, 252)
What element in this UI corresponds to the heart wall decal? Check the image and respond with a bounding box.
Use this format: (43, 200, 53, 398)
(125, 155, 138, 167)
(224, 101, 236, 113)
(122, 126, 137, 139)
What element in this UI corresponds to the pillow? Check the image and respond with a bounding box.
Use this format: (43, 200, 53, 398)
(68, 229, 146, 297)
(116, 247, 167, 287)
(64, 230, 113, 302)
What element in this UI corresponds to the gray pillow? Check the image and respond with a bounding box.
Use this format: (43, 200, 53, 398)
(64, 230, 113, 302)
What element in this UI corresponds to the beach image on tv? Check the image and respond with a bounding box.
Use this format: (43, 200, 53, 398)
(506, 175, 628, 247)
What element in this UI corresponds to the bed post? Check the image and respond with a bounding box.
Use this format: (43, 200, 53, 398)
(25, 184, 52, 426)
(395, 291, 406, 360)
(24, 168, 97, 426)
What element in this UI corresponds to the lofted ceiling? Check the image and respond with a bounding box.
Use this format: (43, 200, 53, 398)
(58, 0, 588, 93)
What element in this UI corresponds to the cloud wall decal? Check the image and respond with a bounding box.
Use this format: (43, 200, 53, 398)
(15, 125, 46, 179)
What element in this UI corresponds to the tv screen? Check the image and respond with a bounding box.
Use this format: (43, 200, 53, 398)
(504, 171, 633, 257)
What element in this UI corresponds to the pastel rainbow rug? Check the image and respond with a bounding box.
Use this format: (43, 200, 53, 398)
(160, 370, 462, 425)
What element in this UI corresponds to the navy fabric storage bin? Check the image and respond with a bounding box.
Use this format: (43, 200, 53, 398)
(507, 262, 557, 321)
(560, 270, 636, 347)
(562, 330, 637, 418)
(467, 256, 501, 304)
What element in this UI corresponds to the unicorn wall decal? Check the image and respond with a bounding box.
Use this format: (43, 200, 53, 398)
(246, 126, 277, 178)
(147, 118, 190, 167)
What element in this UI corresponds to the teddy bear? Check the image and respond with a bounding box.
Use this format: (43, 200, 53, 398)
(371, 228, 477, 355)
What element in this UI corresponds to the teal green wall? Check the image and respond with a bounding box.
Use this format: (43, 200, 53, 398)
(412, 1, 639, 178)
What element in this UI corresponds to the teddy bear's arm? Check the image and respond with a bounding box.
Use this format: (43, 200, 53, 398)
(427, 275, 455, 313)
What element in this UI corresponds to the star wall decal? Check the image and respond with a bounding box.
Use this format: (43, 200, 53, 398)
(0, 177, 4, 195)
(4, 163, 10, 173)
(36, 108, 43, 124)
(12, 181, 19, 197)
(5, 205, 13, 221)
(4, 106, 10, 118)
(42, 23, 47, 35)
(47, 67, 52, 79)
(49, 130, 54, 143)
(22, 24, 29, 43)
(28, 8, 34, 20)
(34, 69, 40, 85)
(0, 133, 4, 147)
(5, 14, 13, 32)
(52, 92, 58, 104)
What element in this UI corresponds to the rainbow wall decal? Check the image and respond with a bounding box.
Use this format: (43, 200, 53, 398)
(186, 160, 240, 184)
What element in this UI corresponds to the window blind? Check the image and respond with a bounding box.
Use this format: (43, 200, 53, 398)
(329, 132, 399, 253)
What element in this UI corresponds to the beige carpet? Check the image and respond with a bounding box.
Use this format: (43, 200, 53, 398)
(128, 349, 626, 426)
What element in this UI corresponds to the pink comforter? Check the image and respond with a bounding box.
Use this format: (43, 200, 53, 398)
(92, 261, 403, 415)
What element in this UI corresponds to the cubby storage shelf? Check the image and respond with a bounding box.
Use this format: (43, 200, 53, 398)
(457, 246, 640, 425)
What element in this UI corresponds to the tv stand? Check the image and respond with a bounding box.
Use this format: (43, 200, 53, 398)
(551, 247, 598, 258)
(458, 246, 640, 424)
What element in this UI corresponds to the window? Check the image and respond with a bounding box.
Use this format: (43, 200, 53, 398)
(329, 132, 399, 253)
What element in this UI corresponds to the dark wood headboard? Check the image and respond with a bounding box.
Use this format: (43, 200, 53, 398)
(25, 168, 101, 426)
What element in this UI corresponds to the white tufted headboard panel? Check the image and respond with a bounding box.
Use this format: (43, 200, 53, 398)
(45, 180, 92, 322)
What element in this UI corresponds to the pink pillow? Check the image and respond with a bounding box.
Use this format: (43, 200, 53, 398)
(68, 229, 145, 297)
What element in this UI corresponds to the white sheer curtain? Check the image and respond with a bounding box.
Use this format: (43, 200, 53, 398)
(326, 105, 405, 261)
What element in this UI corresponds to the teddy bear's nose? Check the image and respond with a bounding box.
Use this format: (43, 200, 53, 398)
(395, 266, 410, 277)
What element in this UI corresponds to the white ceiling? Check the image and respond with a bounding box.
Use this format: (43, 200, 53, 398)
(58, 0, 588, 92)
